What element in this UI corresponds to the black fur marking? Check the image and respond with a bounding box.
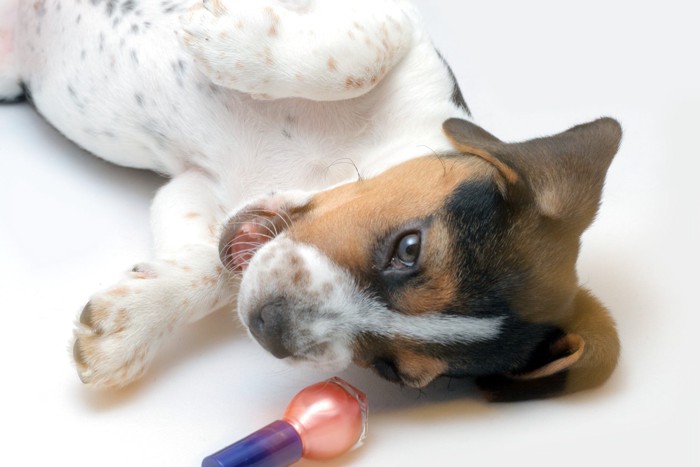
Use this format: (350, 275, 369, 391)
(22, 82, 32, 102)
(67, 84, 86, 111)
(373, 359, 402, 383)
(475, 371, 568, 402)
(172, 59, 187, 87)
(443, 180, 519, 316)
(435, 49, 470, 116)
(0, 80, 27, 104)
(121, 0, 136, 15)
(0, 94, 26, 104)
(436, 318, 563, 376)
(161, 1, 183, 15)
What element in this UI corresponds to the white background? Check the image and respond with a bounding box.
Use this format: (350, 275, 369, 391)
(1, 1, 698, 465)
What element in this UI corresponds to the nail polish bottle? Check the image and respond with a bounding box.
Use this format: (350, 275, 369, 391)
(202, 377, 368, 467)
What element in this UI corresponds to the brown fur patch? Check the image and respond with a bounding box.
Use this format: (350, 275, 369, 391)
(264, 6, 280, 36)
(112, 308, 128, 334)
(210, 0, 226, 16)
(288, 155, 495, 285)
(444, 136, 519, 186)
(561, 289, 620, 395)
(345, 76, 365, 89)
(201, 275, 217, 287)
(107, 286, 130, 298)
(353, 337, 448, 388)
(263, 47, 273, 66)
(292, 268, 311, 288)
(327, 57, 338, 72)
(395, 351, 448, 388)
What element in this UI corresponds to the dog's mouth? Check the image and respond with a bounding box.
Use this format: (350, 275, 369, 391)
(218, 207, 292, 272)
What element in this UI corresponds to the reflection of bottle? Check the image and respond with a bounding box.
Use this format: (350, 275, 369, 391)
(202, 377, 368, 467)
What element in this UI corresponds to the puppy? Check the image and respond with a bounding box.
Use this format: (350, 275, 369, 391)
(1, 0, 620, 401)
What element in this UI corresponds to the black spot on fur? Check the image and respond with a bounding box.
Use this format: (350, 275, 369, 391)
(161, 0, 183, 14)
(435, 49, 470, 116)
(172, 59, 187, 87)
(121, 0, 136, 14)
(105, 0, 117, 17)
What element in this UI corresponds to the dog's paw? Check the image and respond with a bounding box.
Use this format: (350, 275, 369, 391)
(72, 261, 189, 388)
(179, 2, 297, 97)
(179, 1, 282, 90)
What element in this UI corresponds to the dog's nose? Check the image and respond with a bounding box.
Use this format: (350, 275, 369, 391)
(249, 298, 293, 359)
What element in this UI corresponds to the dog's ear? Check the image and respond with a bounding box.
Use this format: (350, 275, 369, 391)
(474, 331, 584, 402)
(443, 118, 622, 229)
(475, 289, 620, 402)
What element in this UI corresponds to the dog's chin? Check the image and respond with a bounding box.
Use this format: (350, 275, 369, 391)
(285, 347, 354, 373)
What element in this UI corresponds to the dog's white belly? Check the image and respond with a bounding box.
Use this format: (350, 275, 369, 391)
(15, 0, 368, 194)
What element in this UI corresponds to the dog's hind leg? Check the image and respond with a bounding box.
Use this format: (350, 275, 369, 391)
(0, 0, 22, 101)
(180, 0, 417, 101)
(72, 170, 237, 388)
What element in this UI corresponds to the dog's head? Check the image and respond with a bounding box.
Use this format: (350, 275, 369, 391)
(220, 117, 622, 401)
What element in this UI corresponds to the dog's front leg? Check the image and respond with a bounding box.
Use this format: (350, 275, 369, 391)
(72, 170, 235, 388)
(180, 0, 416, 101)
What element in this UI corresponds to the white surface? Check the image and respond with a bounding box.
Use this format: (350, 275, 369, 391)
(1, 1, 699, 466)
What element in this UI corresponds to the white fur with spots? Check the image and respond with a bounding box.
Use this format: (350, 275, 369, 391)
(7, 0, 470, 387)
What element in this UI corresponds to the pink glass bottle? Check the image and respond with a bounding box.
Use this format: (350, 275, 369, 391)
(202, 377, 368, 467)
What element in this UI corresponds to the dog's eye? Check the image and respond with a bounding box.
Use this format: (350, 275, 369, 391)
(391, 232, 421, 268)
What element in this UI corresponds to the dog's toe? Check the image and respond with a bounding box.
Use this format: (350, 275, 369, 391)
(72, 340, 92, 384)
(79, 302, 95, 330)
(202, 0, 227, 16)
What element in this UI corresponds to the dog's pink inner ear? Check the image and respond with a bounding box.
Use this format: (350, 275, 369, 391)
(219, 212, 283, 272)
(228, 223, 274, 271)
(512, 334, 586, 380)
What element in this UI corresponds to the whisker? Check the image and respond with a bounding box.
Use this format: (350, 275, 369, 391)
(273, 210, 292, 232)
(328, 157, 363, 181)
(417, 144, 448, 176)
